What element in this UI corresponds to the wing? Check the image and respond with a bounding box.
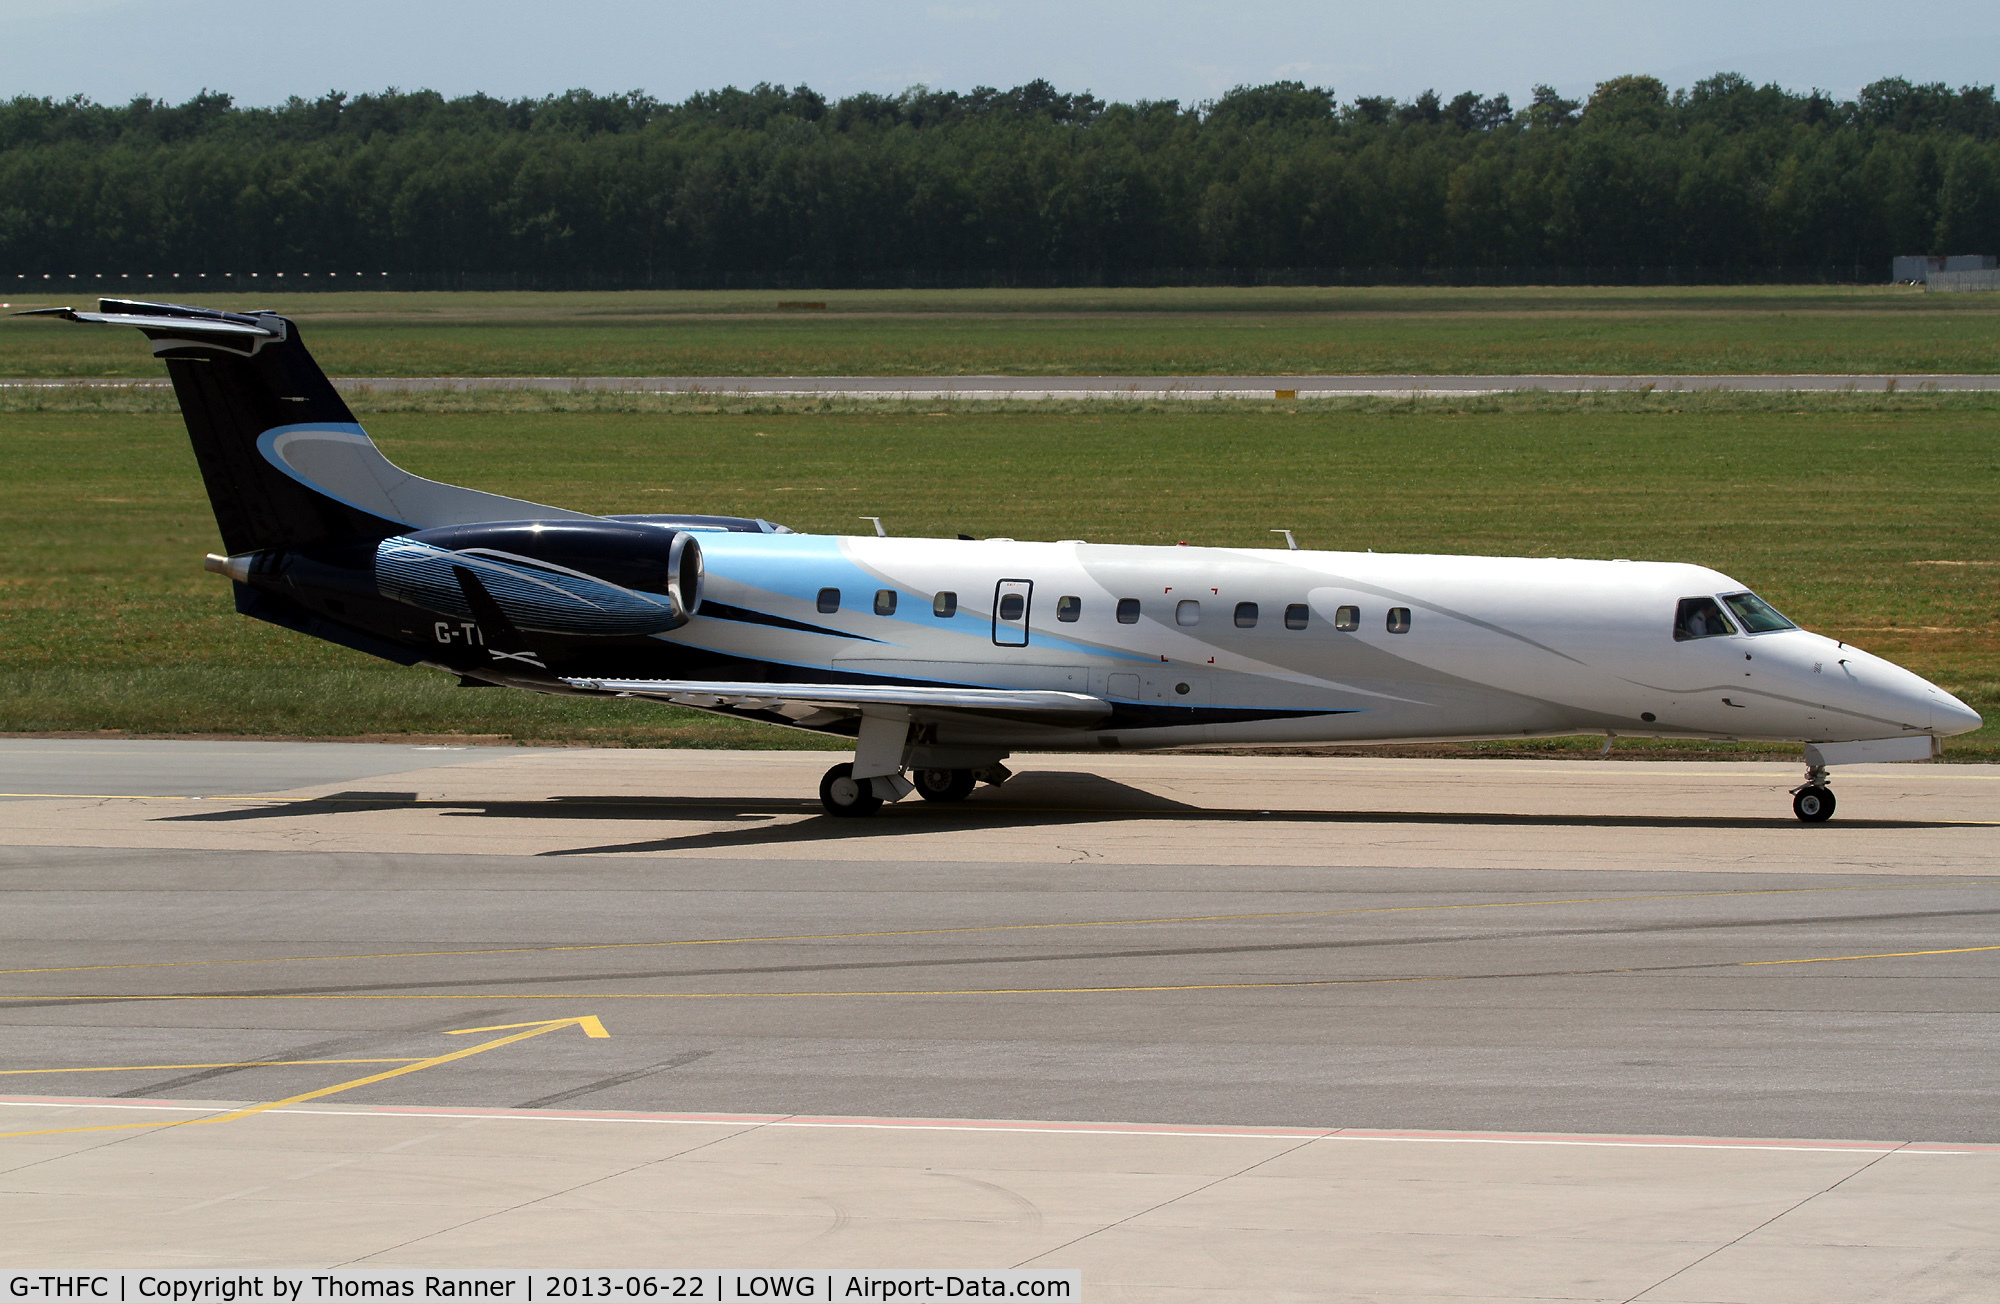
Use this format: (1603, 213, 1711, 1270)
(565, 677, 1109, 723)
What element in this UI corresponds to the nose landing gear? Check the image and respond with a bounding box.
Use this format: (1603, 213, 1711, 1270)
(1791, 763, 1835, 822)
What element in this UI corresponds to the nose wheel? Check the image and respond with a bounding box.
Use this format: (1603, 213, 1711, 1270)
(1791, 763, 1835, 822)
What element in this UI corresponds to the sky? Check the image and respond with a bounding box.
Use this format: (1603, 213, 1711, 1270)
(3, 0, 1997, 110)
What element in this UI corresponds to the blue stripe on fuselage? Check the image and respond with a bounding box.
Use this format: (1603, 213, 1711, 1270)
(699, 533, 874, 602)
(695, 533, 1145, 660)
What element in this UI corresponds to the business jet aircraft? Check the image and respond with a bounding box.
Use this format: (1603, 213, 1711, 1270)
(24, 299, 1981, 821)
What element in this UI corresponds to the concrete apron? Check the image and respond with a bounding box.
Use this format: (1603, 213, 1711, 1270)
(4, 1095, 1996, 1302)
(0, 749, 1995, 871)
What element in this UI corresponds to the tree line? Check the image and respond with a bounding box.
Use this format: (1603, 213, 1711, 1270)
(2, 73, 1997, 283)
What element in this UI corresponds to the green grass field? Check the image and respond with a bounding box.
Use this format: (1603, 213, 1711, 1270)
(5, 285, 1999, 378)
(4, 387, 1995, 755)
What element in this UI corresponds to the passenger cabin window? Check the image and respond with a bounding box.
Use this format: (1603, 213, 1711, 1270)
(1674, 597, 1737, 641)
(817, 587, 840, 614)
(874, 589, 897, 616)
(1234, 602, 1258, 628)
(1285, 603, 1309, 630)
(1056, 596, 1082, 622)
(1334, 605, 1359, 631)
(998, 594, 1026, 620)
(1722, 591, 1796, 634)
(1387, 607, 1411, 633)
(1116, 598, 1141, 624)
(933, 591, 957, 617)
(1176, 599, 1201, 626)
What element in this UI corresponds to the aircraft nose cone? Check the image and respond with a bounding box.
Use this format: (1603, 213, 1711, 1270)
(1931, 686, 1983, 736)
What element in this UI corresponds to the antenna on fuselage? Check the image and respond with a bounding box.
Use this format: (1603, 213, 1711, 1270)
(1270, 529, 1299, 550)
(859, 516, 887, 537)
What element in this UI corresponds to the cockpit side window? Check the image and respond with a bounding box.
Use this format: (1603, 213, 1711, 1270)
(1674, 596, 1738, 641)
(1722, 591, 1796, 634)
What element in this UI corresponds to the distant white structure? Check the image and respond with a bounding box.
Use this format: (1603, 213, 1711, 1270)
(1894, 254, 1998, 289)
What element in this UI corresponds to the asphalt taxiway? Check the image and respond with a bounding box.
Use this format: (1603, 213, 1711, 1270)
(2, 740, 1995, 1298)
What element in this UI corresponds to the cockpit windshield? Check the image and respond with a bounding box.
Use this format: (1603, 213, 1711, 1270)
(1721, 591, 1797, 633)
(1674, 597, 1737, 641)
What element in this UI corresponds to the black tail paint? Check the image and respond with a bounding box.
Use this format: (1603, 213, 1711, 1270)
(25, 299, 401, 553)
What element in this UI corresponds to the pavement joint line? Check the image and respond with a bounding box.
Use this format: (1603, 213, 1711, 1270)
(1619, 1142, 1907, 1303)
(2, 1096, 1991, 1153)
(8, 942, 1994, 1006)
(3, 879, 1987, 978)
(1014, 1130, 1325, 1268)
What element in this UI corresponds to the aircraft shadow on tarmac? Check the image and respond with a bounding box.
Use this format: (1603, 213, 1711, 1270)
(150, 769, 1966, 856)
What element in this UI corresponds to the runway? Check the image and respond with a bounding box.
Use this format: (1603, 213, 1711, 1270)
(10, 372, 2000, 398)
(3, 740, 1996, 1295)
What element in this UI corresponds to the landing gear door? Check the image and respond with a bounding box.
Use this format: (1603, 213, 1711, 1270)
(992, 579, 1032, 647)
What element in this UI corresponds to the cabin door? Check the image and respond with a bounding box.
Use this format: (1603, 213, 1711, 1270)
(992, 579, 1032, 647)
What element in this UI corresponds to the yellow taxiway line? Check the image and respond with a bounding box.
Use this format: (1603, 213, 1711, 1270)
(0, 1017, 606, 1140)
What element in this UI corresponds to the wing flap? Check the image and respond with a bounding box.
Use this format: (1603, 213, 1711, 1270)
(567, 677, 1110, 719)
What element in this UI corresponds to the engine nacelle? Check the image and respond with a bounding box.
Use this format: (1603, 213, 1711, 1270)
(373, 519, 703, 637)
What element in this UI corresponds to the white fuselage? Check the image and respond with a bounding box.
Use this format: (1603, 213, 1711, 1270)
(667, 533, 1981, 751)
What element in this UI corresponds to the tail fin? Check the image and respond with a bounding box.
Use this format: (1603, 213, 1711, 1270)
(20, 299, 590, 555)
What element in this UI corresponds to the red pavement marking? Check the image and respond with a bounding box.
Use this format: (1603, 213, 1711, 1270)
(4, 1093, 1993, 1153)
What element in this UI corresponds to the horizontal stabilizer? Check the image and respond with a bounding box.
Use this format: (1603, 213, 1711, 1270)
(21, 297, 590, 552)
(15, 305, 278, 339)
(568, 677, 1110, 720)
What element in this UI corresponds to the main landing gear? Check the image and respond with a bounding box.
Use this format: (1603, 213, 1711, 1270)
(912, 767, 978, 802)
(1791, 763, 1836, 823)
(818, 762, 1006, 817)
(818, 762, 883, 818)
